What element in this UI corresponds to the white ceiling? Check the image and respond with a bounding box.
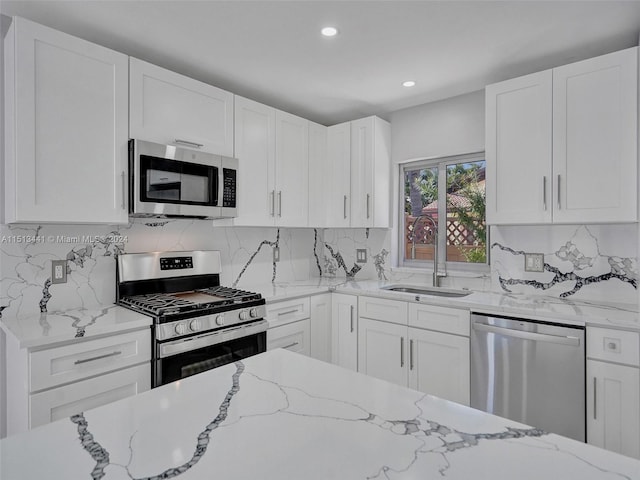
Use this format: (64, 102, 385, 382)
(2, 1, 640, 125)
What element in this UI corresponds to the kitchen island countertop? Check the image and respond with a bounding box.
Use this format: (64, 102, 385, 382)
(2, 349, 639, 479)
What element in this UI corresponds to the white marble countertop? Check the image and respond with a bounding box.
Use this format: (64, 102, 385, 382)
(0, 305, 152, 349)
(2, 349, 638, 479)
(249, 277, 639, 331)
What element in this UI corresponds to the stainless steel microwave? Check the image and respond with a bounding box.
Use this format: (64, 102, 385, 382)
(128, 139, 238, 219)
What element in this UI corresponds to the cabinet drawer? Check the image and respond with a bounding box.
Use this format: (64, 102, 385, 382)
(358, 296, 408, 325)
(30, 363, 150, 429)
(587, 328, 639, 366)
(409, 303, 470, 336)
(30, 329, 151, 392)
(266, 297, 310, 328)
(267, 319, 310, 356)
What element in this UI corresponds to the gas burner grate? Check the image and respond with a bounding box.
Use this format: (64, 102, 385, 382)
(197, 286, 262, 301)
(120, 293, 194, 315)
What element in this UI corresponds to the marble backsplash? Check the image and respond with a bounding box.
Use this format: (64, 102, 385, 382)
(1, 220, 637, 318)
(490, 224, 638, 305)
(0, 221, 393, 318)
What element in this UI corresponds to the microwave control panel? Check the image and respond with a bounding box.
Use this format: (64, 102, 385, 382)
(222, 168, 236, 208)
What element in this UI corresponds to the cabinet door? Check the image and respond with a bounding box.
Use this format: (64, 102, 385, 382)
(485, 70, 553, 224)
(6, 17, 128, 224)
(408, 328, 470, 405)
(30, 363, 150, 429)
(233, 96, 276, 226)
(275, 110, 309, 227)
(129, 58, 234, 156)
(310, 294, 332, 362)
(308, 122, 328, 227)
(326, 122, 352, 227)
(358, 318, 407, 386)
(331, 293, 358, 371)
(350, 117, 374, 228)
(587, 360, 640, 459)
(553, 47, 637, 223)
(267, 319, 311, 356)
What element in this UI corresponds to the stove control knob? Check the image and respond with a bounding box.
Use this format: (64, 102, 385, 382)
(215, 315, 225, 326)
(249, 307, 259, 318)
(189, 319, 201, 332)
(174, 323, 186, 335)
(239, 310, 249, 321)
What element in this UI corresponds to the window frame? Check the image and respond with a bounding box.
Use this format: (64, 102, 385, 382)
(398, 151, 489, 274)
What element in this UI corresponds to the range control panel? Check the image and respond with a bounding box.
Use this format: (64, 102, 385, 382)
(160, 256, 193, 270)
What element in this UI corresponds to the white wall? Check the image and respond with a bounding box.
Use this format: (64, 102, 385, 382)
(388, 90, 486, 272)
(389, 89, 485, 163)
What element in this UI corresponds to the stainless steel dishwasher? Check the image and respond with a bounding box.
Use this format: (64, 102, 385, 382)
(470, 313, 585, 442)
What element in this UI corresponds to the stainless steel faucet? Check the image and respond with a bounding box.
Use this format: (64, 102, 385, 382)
(410, 214, 444, 287)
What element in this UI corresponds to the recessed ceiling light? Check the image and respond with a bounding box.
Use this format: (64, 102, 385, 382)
(321, 26, 339, 37)
(402, 80, 416, 87)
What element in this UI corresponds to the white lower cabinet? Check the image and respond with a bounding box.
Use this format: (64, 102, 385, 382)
(586, 327, 640, 459)
(310, 294, 332, 362)
(267, 319, 310, 355)
(331, 293, 358, 371)
(30, 364, 149, 428)
(358, 318, 406, 385)
(408, 328, 470, 405)
(357, 296, 470, 405)
(266, 297, 311, 356)
(6, 328, 151, 435)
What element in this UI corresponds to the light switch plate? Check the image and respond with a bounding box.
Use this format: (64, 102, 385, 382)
(51, 260, 67, 284)
(356, 249, 367, 264)
(524, 253, 544, 272)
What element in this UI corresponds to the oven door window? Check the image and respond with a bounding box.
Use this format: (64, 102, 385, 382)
(140, 155, 218, 206)
(156, 332, 266, 386)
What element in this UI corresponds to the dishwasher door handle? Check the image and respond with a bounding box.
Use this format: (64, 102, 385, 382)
(472, 322, 581, 346)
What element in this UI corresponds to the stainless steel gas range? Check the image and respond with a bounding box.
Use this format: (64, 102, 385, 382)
(116, 250, 267, 387)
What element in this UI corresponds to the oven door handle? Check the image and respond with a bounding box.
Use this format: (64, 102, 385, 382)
(158, 320, 268, 358)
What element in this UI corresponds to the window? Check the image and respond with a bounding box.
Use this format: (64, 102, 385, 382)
(401, 153, 486, 269)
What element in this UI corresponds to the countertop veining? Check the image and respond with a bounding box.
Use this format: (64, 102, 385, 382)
(2, 349, 638, 479)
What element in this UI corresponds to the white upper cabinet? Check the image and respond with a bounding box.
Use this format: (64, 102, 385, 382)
(325, 122, 352, 227)
(351, 117, 391, 228)
(308, 122, 329, 226)
(129, 57, 234, 156)
(4, 17, 129, 224)
(486, 47, 638, 224)
(233, 96, 276, 225)
(275, 110, 309, 227)
(485, 71, 553, 224)
(321, 116, 391, 228)
(552, 48, 638, 223)
(233, 96, 309, 227)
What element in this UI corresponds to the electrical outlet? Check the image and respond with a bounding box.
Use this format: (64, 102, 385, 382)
(356, 249, 367, 264)
(51, 260, 67, 284)
(524, 253, 544, 273)
(273, 246, 280, 263)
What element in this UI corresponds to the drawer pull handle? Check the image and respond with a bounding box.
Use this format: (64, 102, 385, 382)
(542, 176, 547, 211)
(409, 339, 414, 370)
(593, 377, 597, 420)
(277, 309, 299, 317)
(343, 195, 348, 219)
(174, 139, 203, 148)
(400, 337, 404, 367)
(350, 305, 354, 333)
(282, 342, 299, 350)
(74, 350, 122, 365)
(121, 171, 126, 210)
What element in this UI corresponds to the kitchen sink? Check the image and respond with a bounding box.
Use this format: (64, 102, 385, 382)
(381, 284, 472, 298)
